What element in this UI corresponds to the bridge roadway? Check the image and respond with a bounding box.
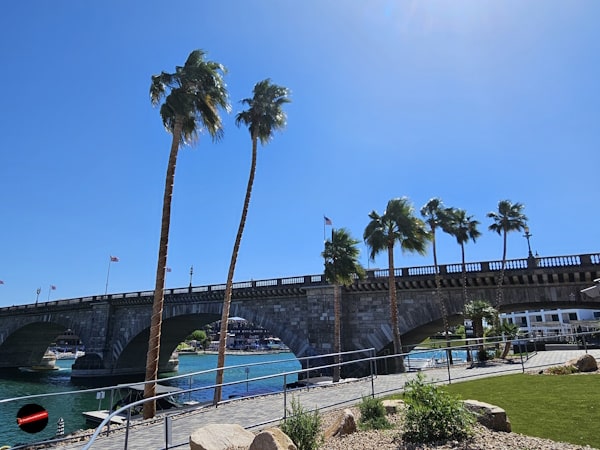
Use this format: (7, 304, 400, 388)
(54, 348, 600, 450)
(0, 253, 599, 380)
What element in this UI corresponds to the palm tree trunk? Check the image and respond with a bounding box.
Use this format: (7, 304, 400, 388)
(143, 117, 182, 419)
(213, 135, 258, 405)
(333, 283, 341, 382)
(387, 243, 405, 372)
(461, 244, 472, 362)
(461, 243, 467, 307)
(432, 231, 451, 363)
(495, 231, 508, 308)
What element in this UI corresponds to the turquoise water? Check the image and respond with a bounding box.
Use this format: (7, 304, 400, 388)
(0, 352, 300, 447)
(405, 348, 468, 368)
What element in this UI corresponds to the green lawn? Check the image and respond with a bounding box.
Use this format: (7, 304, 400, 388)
(439, 374, 599, 448)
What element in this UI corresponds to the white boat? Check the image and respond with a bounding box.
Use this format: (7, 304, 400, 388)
(262, 337, 290, 351)
(19, 350, 59, 372)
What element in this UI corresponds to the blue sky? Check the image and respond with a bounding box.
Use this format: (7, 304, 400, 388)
(1, 1, 598, 306)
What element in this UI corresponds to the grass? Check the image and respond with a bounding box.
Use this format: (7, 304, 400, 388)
(439, 373, 599, 448)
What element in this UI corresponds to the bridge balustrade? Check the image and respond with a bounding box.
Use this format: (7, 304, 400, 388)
(537, 255, 581, 268)
(1, 253, 599, 312)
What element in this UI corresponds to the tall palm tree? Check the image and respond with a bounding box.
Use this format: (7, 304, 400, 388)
(213, 79, 290, 404)
(144, 49, 229, 419)
(420, 198, 451, 343)
(444, 208, 481, 306)
(487, 200, 528, 308)
(322, 228, 365, 382)
(364, 197, 430, 372)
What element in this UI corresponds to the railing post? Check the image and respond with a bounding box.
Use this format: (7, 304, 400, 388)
(370, 348, 375, 398)
(124, 407, 132, 450)
(445, 350, 452, 385)
(283, 374, 287, 419)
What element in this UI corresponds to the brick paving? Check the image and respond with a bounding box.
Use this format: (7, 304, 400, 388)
(49, 349, 600, 450)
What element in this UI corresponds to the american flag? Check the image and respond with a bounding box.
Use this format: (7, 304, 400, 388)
(166, 267, 172, 273)
(50, 285, 56, 290)
(0, 280, 4, 285)
(110, 256, 119, 262)
(324, 216, 332, 226)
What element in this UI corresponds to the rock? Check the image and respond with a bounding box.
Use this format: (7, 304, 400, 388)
(566, 354, 598, 372)
(324, 408, 357, 439)
(463, 400, 511, 432)
(249, 427, 297, 450)
(189, 423, 255, 450)
(381, 399, 405, 415)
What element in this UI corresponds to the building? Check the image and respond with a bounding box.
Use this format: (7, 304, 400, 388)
(500, 308, 600, 337)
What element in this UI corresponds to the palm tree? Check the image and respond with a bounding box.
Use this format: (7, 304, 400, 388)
(420, 198, 451, 345)
(443, 208, 481, 306)
(464, 299, 497, 362)
(213, 79, 290, 404)
(322, 228, 365, 382)
(363, 197, 430, 372)
(499, 320, 521, 359)
(144, 49, 229, 419)
(487, 200, 528, 308)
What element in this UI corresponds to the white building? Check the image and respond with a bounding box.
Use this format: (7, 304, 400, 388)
(500, 308, 600, 337)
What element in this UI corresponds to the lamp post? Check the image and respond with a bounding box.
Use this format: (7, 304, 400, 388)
(35, 287, 41, 305)
(523, 226, 533, 258)
(189, 265, 194, 291)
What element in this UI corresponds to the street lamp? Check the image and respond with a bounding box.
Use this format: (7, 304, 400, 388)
(189, 265, 194, 290)
(35, 287, 41, 305)
(523, 226, 533, 258)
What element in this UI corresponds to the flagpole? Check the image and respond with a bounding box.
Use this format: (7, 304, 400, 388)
(105, 259, 111, 295)
(47, 286, 50, 301)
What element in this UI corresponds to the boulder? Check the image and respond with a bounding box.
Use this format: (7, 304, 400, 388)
(566, 354, 598, 372)
(381, 399, 405, 415)
(324, 408, 357, 439)
(463, 400, 511, 432)
(249, 427, 297, 450)
(189, 423, 254, 450)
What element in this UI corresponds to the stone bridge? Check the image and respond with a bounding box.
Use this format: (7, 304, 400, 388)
(0, 253, 598, 380)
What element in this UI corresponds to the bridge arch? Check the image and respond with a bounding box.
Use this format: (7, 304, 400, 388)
(0, 253, 597, 380)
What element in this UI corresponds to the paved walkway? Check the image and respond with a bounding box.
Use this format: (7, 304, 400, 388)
(52, 349, 600, 450)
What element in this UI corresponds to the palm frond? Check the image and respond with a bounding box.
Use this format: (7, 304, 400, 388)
(150, 49, 230, 146)
(235, 78, 291, 145)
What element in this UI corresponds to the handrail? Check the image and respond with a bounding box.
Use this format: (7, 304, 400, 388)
(1, 252, 598, 310)
(82, 350, 379, 450)
(5, 333, 599, 449)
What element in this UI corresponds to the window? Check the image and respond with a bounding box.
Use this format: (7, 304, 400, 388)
(551, 314, 559, 321)
(569, 313, 577, 321)
(535, 315, 542, 322)
(520, 317, 527, 325)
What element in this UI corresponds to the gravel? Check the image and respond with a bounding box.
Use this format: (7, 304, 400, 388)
(318, 407, 598, 450)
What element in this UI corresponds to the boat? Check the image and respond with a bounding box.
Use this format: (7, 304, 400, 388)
(18, 350, 59, 372)
(82, 383, 198, 426)
(54, 350, 85, 360)
(261, 337, 290, 352)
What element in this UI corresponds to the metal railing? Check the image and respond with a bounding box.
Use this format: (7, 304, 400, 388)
(3, 332, 599, 449)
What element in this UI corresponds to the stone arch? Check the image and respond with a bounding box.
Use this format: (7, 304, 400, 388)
(0, 320, 67, 368)
(225, 303, 307, 358)
(112, 312, 221, 373)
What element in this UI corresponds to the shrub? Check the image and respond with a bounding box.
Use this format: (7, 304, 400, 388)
(358, 396, 392, 430)
(546, 365, 579, 375)
(402, 373, 474, 444)
(280, 397, 323, 450)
